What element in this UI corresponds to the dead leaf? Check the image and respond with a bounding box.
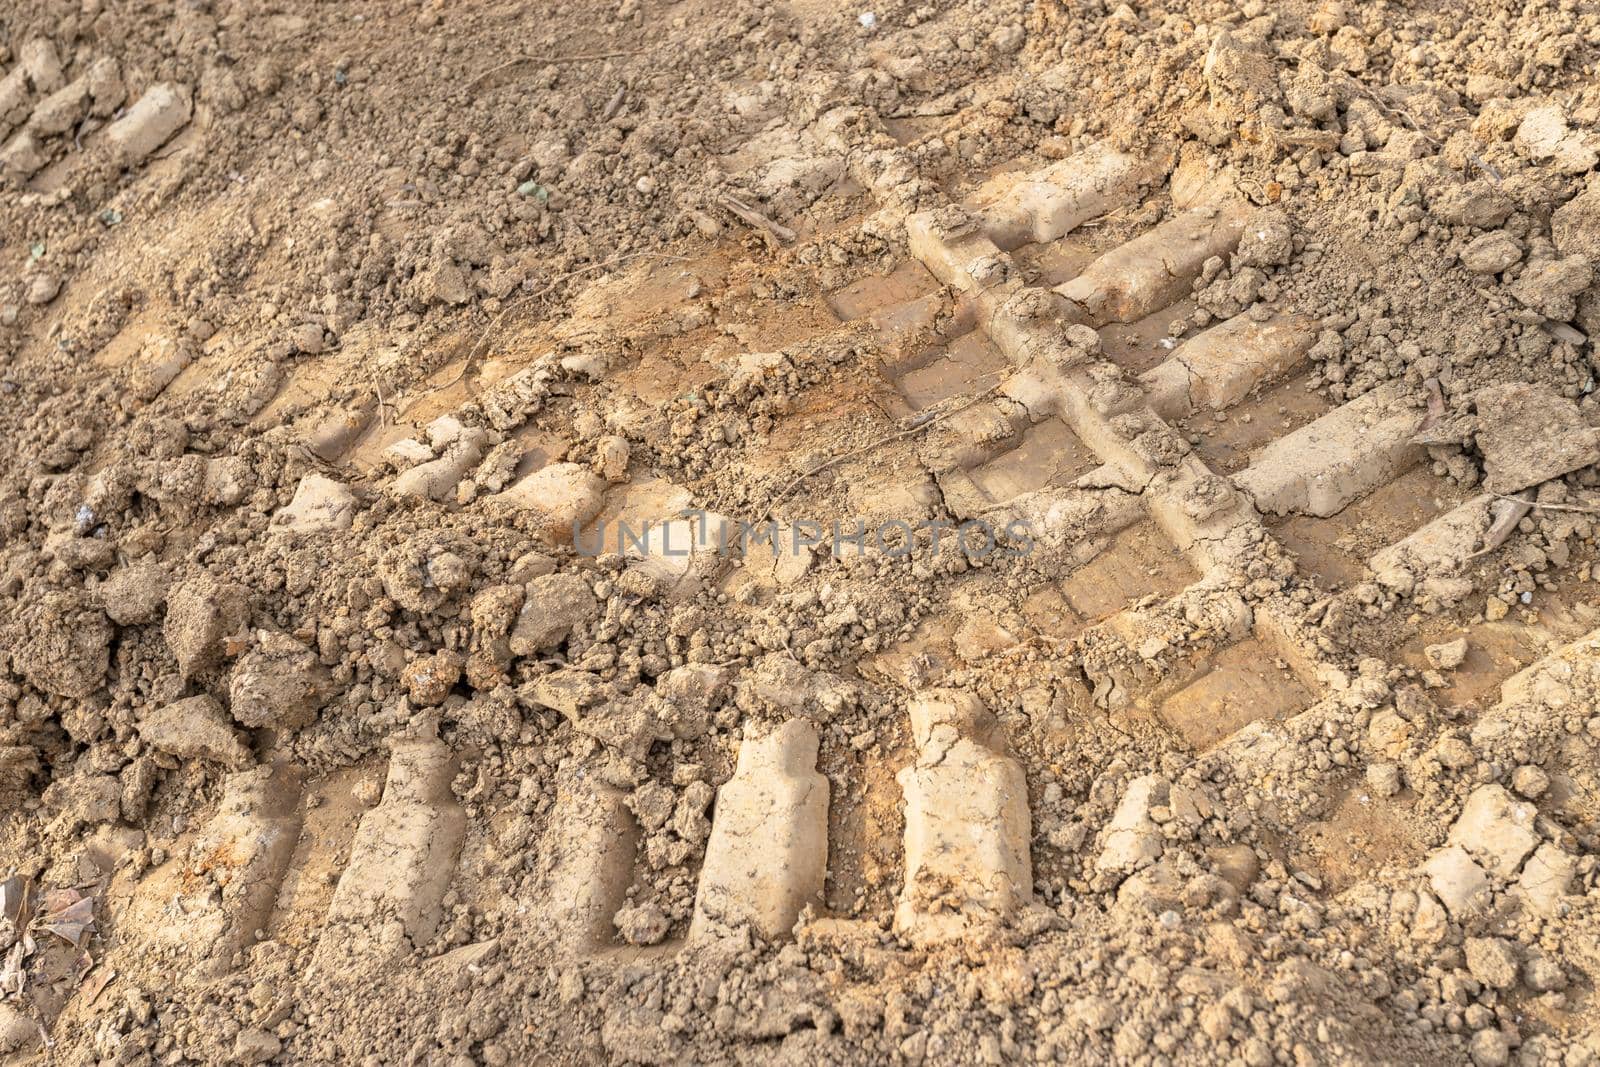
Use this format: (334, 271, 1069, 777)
(39, 894, 94, 949)
(0, 876, 25, 927)
(79, 965, 116, 1006)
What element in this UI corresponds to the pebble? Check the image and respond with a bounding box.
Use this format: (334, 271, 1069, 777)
(1366, 762, 1401, 797)
(24, 273, 59, 304)
(1424, 637, 1468, 670)
(1510, 764, 1549, 799)
(1465, 937, 1519, 990)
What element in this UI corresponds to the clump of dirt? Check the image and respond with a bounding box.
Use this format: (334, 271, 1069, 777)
(3, 0, 1600, 1065)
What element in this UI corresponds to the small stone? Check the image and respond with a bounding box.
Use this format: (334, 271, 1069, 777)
(273, 473, 357, 535)
(26, 77, 89, 137)
(594, 435, 630, 482)
(1449, 784, 1538, 878)
(1328, 25, 1369, 71)
(1460, 231, 1522, 274)
(1424, 845, 1491, 920)
(85, 57, 124, 117)
(1468, 1030, 1510, 1067)
(1516, 844, 1576, 916)
(18, 39, 63, 92)
(613, 901, 670, 946)
(164, 575, 252, 678)
(1366, 762, 1401, 797)
(1235, 208, 1293, 267)
(1552, 175, 1600, 262)
(232, 1029, 282, 1064)
(1070, 995, 1119, 1032)
(100, 560, 170, 625)
(288, 323, 325, 354)
(384, 437, 434, 470)
(1430, 181, 1512, 229)
(137, 695, 251, 769)
(1523, 955, 1565, 993)
(229, 631, 333, 729)
(105, 82, 192, 165)
(1424, 637, 1468, 670)
(1208, 844, 1259, 894)
(47, 773, 121, 828)
(24, 273, 60, 305)
(0, 130, 47, 181)
(202, 456, 253, 506)
(1434, 735, 1474, 770)
(1367, 709, 1412, 756)
(401, 648, 464, 706)
(1510, 764, 1549, 799)
(1411, 890, 1448, 944)
(0, 1002, 36, 1055)
(1465, 937, 1519, 990)
(1096, 775, 1169, 874)
(412, 258, 470, 305)
(508, 573, 599, 656)
(492, 461, 607, 544)
(13, 593, 113, 700)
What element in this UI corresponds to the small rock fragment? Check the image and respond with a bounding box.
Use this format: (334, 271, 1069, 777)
(164, 575, 252, 677)
(1468, 1029, 1511, 1067)
(508, 573, 599, 656)
(1460, 231, 1522, 274)
(1510, 764, 1549, 799)
(1449, 785, 1538, 878)
(24, 272, 59, 305)
(288, 323, 325, 354)
(232, 1029, 282, 1065)
(1423, 845, 1491, 920)
(1471, 383, 1600, 494)
(18, 39, 64, 93)
(138, 695, 251, 768)
(1516, 844, 1575, 916)
(1552, 175, 1600, 262)
(0, 69, 31, 136)
(14, 593, 113, 699)
(0, 1002, 36, 1054)
(26, 77, 88, 137)
(100, 560, 170, 625)
(1464, 937, 1519, 990)
(85, 57, 124, 117)
(229, 631, 334, 729)
(613, 901, 670, 946)
(1366, 762, 1401, 797)
(1523, 953, 1565, 993)
(1096, 775, 1168, 874)
(594, 435, 630, 482)
(105, 82, 192, 166)
(1235, 208, 1293, 267)
(274, 473, 357, 535)
(1424, 637, 1467, 670)
(401, 649, 464, 706)
(0, 130, 48, 182)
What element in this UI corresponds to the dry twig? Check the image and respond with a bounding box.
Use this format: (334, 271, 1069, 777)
(466, 50, 648, 90)
(718, 195, 795, 244)
(427, 251, 688, 398)
(764, 383, 1003, 519)
(1488, 491, 1600, 516)
(1468, 492, 1534, 560)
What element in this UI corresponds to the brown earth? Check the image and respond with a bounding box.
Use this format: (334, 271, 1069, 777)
(3, 1, 1600, 1064)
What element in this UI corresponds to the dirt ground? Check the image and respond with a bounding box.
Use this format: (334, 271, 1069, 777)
(3, 0, 1600, 1063)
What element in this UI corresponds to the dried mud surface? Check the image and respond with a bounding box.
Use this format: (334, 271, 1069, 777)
(2, 1, 1600, 1065)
